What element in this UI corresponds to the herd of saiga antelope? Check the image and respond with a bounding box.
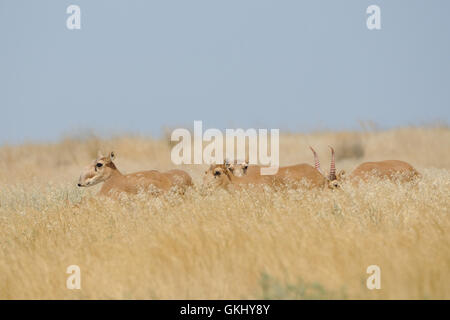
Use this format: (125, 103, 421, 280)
(77, 146, 421, 199)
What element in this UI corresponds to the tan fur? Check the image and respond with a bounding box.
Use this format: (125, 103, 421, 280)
(204, 161, 327, 191)
(274, 164, 328, 189)
(349, 160, 420, 183)
(226, 154, 329, 189)
(78, 152, 192, 198)
(308, 147, 420, 187)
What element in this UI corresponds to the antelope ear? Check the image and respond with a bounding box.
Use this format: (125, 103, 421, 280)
(107, 151, 115, 162)
(338, 170, 346, 178)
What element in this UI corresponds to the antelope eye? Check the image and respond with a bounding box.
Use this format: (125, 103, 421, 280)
(96, 163, 103, 168)
(214, 170, 221, 176)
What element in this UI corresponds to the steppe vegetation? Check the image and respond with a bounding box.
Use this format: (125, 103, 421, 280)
(0, 126, 449, 299)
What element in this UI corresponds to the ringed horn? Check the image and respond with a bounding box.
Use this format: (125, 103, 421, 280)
(309, 146, 324, 175)
(328, 146, 336, 181)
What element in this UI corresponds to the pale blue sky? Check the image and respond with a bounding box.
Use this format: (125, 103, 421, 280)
(1, 0, 449, 143)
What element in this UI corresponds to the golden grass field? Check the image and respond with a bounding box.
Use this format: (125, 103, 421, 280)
(0, 126, 449, 299)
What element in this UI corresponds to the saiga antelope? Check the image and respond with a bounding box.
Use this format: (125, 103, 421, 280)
(347, 160, 420, 183)
(203, 149, 334, 191)
(77, 151, 193, 197)
(316, 147, 420, 185)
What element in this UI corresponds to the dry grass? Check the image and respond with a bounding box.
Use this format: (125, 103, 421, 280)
(0, 126, 449, 299)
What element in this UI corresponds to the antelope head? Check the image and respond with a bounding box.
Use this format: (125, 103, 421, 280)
(77, 151, 117, 187)
(224, 158, 249, 177)
(202, 161, 233, 189)
(310, 146, 344, 189)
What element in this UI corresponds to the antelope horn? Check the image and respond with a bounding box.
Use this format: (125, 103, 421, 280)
(328, 145, 336, 181)
(309, 146, 323, 175)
